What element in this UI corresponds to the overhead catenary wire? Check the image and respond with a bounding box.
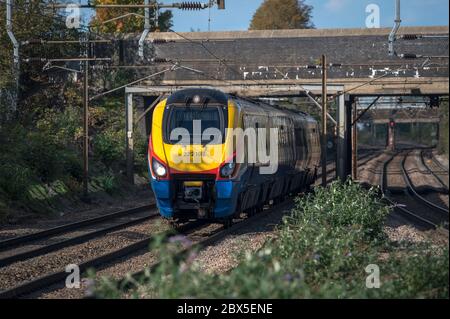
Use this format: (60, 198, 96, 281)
(89, 64, 180, 101)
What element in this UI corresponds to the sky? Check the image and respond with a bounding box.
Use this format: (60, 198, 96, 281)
(162, 0, 449, 32)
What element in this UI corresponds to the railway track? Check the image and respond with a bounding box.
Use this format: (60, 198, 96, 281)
(98, 151, 384, 297)
(0, 148, 443, 298)
(0, 196, 295, 299)
(401, 151, 448, 215)
(0, 204, 160, 267)
(316, 149, 382, 182)
(429, 151, 449, 174)
(0, 204, 156, 250)
(0, 216, 206, 299)
(99, 199, 295, 298)
(0, 183, 300, 299)
(381, 152, 449, 230)
(420, 150, 449, 191)
(0, 204, 164, 297)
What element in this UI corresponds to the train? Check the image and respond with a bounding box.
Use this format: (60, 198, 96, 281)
(148, 88, 321, 224)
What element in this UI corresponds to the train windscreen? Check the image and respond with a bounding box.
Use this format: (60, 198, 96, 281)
(163, 106, 226, 145)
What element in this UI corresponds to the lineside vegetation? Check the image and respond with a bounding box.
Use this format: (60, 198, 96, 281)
(93, 181, 449, 299)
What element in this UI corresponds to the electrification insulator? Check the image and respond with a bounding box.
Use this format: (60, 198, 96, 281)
(27, 39, 43, 45)
(306, 65, 319, 69)
(329, 63, 342, 67)
(152, 39, 169, 44)
(400, 53, 418, 59)
(26, 57, 44, 63)
(179, 2, 204, 10)
(151, 58, 170, 63)
(402, 34, 421, 40)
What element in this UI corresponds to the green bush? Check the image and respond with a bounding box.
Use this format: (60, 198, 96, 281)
(134, 134, 149, 174)
(439, 101, 449, 156)
(0, 162, 32, 201)
(0, 199, 8, 222)
(97, 172, 119, 195)
(93, 130, 125, 169)
(92, 181, 448, 299)
(23, 132, 66, 183)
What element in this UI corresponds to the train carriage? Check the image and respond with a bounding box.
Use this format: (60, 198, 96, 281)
(148, 88, 320, 224)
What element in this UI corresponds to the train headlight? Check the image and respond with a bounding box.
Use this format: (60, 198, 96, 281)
(220, 162, 235, 178)
(192, 95, 201, 104)
(152, 158, 167, 177)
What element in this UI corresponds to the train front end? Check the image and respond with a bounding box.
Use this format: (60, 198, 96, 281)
(148, 89, 239, 221)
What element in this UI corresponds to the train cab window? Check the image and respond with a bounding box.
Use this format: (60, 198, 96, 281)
(163, 106, 226, 145)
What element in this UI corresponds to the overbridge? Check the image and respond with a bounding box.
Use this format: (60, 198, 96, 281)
(125, 26, 448, 96)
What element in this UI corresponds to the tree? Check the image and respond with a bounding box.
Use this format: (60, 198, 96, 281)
(0, 0, 81, 121)
(91, 0, 173, 33)
(249, 0, 314, 30)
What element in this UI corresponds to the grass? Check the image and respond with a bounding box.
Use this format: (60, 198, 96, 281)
(92, 181, 449, 299)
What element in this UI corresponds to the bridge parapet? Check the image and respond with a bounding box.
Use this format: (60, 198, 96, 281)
(119, 26, 450, 96)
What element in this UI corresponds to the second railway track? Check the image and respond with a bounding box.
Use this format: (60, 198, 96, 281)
(381, 151, 449, 230)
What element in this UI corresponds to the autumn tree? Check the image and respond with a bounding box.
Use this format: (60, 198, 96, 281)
(91, 0, 173, 33)
(249, 0, 314, 30)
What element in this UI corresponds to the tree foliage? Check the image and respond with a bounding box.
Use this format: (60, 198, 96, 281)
(91, 0, 173, 33)
(0, 0, 81, 122)
(249, 0, 314, 30)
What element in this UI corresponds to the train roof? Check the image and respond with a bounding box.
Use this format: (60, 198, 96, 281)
(233, 95, 317, 123)
(166, 88, 317, 123)
(166, 88, 228, 105)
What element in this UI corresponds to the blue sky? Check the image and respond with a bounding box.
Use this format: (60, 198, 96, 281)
(163, 0, 449, 32)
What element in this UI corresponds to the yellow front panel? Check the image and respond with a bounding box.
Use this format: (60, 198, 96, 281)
(151, 99, 239, 173)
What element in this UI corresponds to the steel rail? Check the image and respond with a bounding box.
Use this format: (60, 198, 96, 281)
(431, 153, 449, 174)
(401, 152, 448, 215)
(316, 150, 381, 180)
(0, 213, 159, 268)
(0, 220, 204, 299)
(419, 150, 449, 192)
(381, 152, 440, 230)
(108, 200, 295, 295)
(0, 204, 156, 251)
